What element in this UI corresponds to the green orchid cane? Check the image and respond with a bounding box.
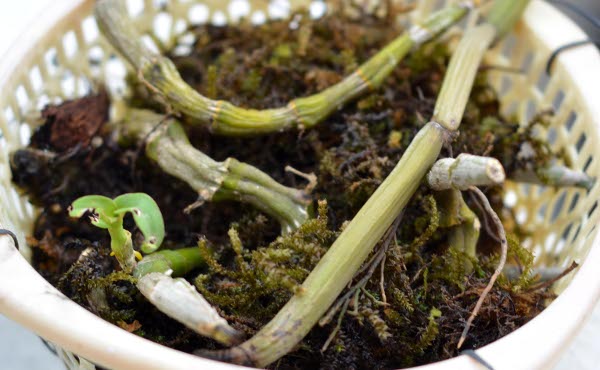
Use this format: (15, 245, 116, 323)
(95, 0, 469, 136)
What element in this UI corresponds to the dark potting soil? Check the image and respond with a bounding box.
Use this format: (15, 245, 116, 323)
(11, 7, 565, 370)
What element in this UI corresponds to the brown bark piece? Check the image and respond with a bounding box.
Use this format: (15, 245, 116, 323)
(37, 88, 110, 152)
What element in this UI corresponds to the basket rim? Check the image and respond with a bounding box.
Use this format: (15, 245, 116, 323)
(1, 1, 600, 369)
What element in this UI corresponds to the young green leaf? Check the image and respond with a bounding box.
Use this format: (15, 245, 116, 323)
(114, 193, 165, 253)
(68, 195, 117, 229)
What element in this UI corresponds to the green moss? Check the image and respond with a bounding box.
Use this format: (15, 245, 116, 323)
(391, 287, 414, 314)
(505, 233, 536, 292)
(411, 196, 439, 250)
(416, 307, 442, 354)
(204, 65, 218, 99)
(194, 200, 338, 327)
(241, 69, 263, 93)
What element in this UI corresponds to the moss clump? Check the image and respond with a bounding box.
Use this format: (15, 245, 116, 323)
(195, 201, 337, 329)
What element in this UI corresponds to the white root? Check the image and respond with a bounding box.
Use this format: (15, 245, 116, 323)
(137, 273, 243, 346)
(512, 164, 595, 190)
(457, 187, 508, 349)
(427, 154, 505, 191)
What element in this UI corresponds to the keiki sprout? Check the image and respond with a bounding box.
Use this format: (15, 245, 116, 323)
(69, 193, 242, 345)
(68, 193, 165, 273)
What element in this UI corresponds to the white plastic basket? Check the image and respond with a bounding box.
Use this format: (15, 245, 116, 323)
(0, 1, 599, 369)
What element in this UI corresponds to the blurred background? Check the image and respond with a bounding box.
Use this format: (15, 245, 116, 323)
(0, 1, 599, 369)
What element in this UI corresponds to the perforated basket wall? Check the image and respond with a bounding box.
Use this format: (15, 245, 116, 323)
(0, 1, 599, 369)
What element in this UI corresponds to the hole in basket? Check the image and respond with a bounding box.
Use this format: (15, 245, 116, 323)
(77, 76, 93, 97)
(177, 32, 196, 47)
(19, 124, 31, 147)
(504, 190, 517, 208)
(173, 44, 192, 57)
(544, 232, 557, 251)
(127, 0, 145, 17)
(44, 48, 59, 75)
(520, 52, 534, 73)
(60, 71, 76, 98)
(4, 107, 15, 125)
(501, 34, 517, 58)
(536, 70, 550, 92)
(554, 238, 566, 254)
(88, 46, 104, 66)
(35, 95, 51, 112)
(516, 207, 528, 225)
(562, 223, 573, 240)
(29, 66, 43, 93)
(153, 12, 173, 44)
(565, 111, 577, 132)
(15, 85, 29, 112)
(212, 11, 228, 26)
(552, 90, 565, 111)
(252, 10, 267, 25)
(82, 17, 99, 43)
(588, 201, 598, 218)
(569, 193, 580, 213)
(310, 1, 327, 19)
(522, 237, 532, 250)
(583, 156, 593, 173)
(576, 133, 587, 153)
(532, 243, 542, 258)
(536, 203, 547, 222)
(269, 0, 291, 20)
(572, 224, 582, 243)
(189, 4, 209, 25)
(104, 56, 128, 94)
(559, 257, 574, 270)
(547, 127, 557, 146)
(499, 75, 512, 96)
(173, 19, 187, 35)
(228, 0, 251, 21)
(152, 0, 168, 10)
(587, 225, 596, 239)
(105, 57, 127, 79)
(524, 100, 536, 123)
(141, 35, 160, 54)
(550, 191, 567, 223)
(62, 31, 78, 59)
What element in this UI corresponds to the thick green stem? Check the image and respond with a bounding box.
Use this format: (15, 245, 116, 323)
(134, 247, 203, 279)
(213, 0, 529, 366)
(95, 0, 468, 136)
(449, 190, 480, 272)
(123, 110, 309, 232)
(107, 219, 136, 274)
(435, 189, 480, 272)
(215, 122, 446, 366)
(433, 24, 496, 130)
